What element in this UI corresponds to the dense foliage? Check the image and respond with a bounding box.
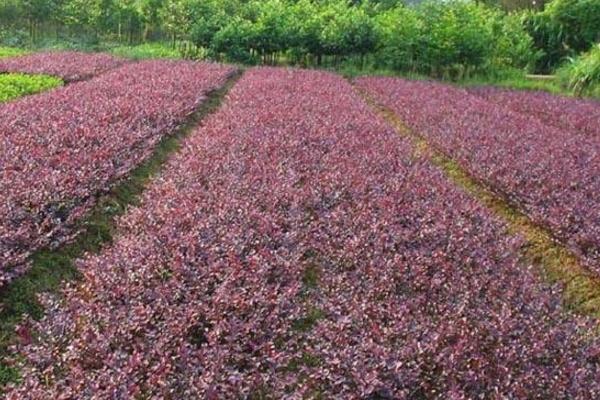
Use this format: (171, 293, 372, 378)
(557, 44, 600, 96)
(0, 59, 233, 285)
(6, 68, 600, 398)
(2, 0, 598, 76)
(358, 77, 600, 273)
(0, 52, 126, 82)
(0, 0, 544, 77)
(470, 85, 600, 136)
(524, 0, 600, 71)
(374, 2, 537, 77)
(0, 73, 62, 103)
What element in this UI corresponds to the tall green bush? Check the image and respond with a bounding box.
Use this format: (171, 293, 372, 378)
(557, 44, 600, 95)
(490, 13, 539, 72)
(373, 6, 422, 72)
(373, 1, 537, 79)
(524, 0, 600, 72)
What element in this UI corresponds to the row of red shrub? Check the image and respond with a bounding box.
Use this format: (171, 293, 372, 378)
(357, 77, 600, 274)
(0, 60, 234, 284)
(469, 86, 600, 137)
(8, 68, 599, 398)
(0, 51, 126, 82)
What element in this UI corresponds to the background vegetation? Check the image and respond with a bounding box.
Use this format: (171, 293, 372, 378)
(557, 44, 600, 96)
(0, 0, 598, 93)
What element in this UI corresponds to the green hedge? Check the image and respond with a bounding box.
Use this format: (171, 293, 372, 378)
(0, 46, 27, 58)
(557, 44, 600, 96)
(110, 43, 181, 59)
(524, 0, 600, 72)
(0, 73, 63, 102)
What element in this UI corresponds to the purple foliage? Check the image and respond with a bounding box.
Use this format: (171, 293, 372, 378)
(469, 86, 600, 137)
(0, 60, 234, 284)
(0, 51, 126, 82)
(6, 68, 600, 399)
(357, 77, 600, 274)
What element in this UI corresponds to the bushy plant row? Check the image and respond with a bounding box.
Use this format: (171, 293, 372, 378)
(0, 60, 234, 284)
(0, 46, 27, 58)
(0, 73, 62, 103)
(470, 85, 600, 136)
(357, 77, 600, 273)
(0, 51, 125, 82)
(7, 68, 600, 398)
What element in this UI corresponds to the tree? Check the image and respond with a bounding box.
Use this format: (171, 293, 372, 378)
(22, 0, 60, 41)
(211, 15, 257, 62)
(159, 0, 190, 46)
(139, 0, 165, 40)
(374, 5, 423, 71)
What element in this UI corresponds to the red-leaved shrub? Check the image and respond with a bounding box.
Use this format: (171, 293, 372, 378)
(6, 68, 600, 399)
(0, 60, 234, 284)
(469, 86, 600, 137)
(0, 51, 126, 82)
(357, 77, 600, 274)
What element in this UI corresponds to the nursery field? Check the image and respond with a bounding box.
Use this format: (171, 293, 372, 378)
(357, 77, 600, 273)
(1, 52, 600, 398)
(0, 52, 126, 82)
(0, 55, 233, 285)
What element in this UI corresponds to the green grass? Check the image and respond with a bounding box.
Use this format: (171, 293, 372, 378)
(458, 73, 571, 95)
(286, 351, 322, 372)
(0, 73, 63, 102)
(0, 70, 242, 388)
(110, 43, 183, 60)
(0, 47, 27, 58)
(291, 307, 325, 333)
(336, 63, 429, 82)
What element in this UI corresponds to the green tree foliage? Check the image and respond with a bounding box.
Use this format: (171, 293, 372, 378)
(159, 0, 191, 46)
(211, 16, 257, 63)
(3, 0, 596, 77)
(374, 1, 538, 78)
(373, 5, 422, 71)
(558, 44, 600, 95)
(488, 11, 540, 72)
(524, 0, 600, 72)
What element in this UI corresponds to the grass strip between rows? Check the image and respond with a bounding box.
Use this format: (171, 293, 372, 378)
(0, 69, 243, 387)
(354, 83, 600, 321)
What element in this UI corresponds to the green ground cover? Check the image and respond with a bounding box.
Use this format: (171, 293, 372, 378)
(0, 73, 63, 103)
